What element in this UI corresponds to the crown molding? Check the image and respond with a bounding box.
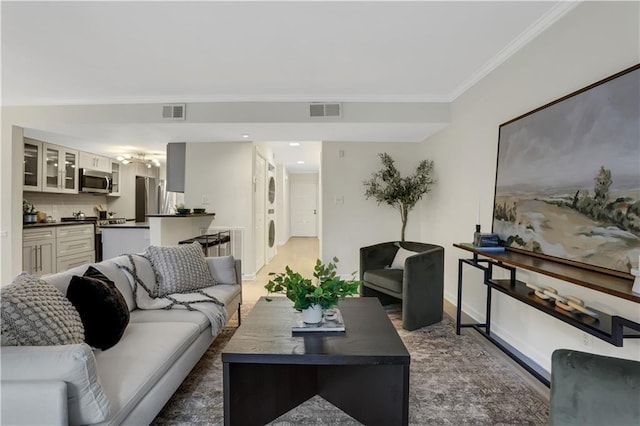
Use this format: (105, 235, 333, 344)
(447, 1, 581, 102)
(1, 93, 452, 107)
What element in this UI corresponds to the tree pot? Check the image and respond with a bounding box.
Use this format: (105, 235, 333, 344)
(302, 304, 323, 324)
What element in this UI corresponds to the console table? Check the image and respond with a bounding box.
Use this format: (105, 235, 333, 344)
(454, 243, 640, 386)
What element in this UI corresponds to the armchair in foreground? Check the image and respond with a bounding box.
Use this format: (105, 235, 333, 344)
(550, 349, 640, 426)
(359, 241, 444, 330)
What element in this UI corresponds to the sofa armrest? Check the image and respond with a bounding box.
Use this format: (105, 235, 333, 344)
(206, 256, 242, 285)
(403, 246, 444, 290)
(1, 380, 68, 425)
(550, 349, 640, 426)
(234, 259, 242, 285)
(1, 344, 110, 425)
(402, 244, 445, 330)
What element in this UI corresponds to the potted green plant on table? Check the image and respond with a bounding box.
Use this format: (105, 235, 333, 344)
(174, 203, 191, 215)
(265, 257, 360, 324)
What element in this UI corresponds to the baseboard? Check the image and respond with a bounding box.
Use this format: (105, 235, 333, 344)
(242, 273, 256, 281)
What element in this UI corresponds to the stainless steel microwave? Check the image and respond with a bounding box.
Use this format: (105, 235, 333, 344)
(80, 168, 111, 193)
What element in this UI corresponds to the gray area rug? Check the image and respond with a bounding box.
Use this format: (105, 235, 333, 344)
(153, 303, 548, 425)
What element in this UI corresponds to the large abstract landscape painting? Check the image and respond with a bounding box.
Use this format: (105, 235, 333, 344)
(493, 65, 640, 276)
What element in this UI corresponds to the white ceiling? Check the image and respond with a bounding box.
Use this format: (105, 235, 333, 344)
(2, 1, 574, 171)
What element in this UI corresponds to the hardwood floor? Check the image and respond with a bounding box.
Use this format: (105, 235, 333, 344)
(243, 237, 320, 304)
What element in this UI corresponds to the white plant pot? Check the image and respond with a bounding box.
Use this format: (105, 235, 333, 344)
(302, 304, 323, 324)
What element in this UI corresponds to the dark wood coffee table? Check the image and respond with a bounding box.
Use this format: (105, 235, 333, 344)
(222, 297, 410, 426)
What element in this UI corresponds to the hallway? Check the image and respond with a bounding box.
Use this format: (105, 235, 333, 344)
(243, 237, 320, 304)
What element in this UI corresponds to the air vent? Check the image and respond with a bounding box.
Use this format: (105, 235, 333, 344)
(162, 104, 186, 120)
(309, 102, 342, 118)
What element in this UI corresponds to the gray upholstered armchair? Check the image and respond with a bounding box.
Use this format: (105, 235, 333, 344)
(359, 241, 444, 330)
(550, 349, 640, 426)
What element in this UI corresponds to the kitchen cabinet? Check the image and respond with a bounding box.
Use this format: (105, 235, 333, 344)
(42, 143, 79, 194)
(79, 151, 110, 172)
(23, 138, 43, 191)
(23, 227, 55, 276)
(56, 224, 95, 271)
(109, 160, 121, 196)
(57, 252, 95, 272)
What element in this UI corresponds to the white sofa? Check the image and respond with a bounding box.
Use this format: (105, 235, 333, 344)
(1, 254, 242, 425)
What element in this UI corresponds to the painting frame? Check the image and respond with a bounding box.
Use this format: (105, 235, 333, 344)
(492, 64, 640, 279)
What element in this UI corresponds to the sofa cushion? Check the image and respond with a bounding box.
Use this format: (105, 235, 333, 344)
(206, 255, 237, 284)
(94, 322, 200, 424)
(0, 343, 111, 425)
(66, 266, 130, 350)
(43, 261, 137, 312)
(363, 269, 404, 294)
(147, 243, 217, 296)
(130, 309, 210, 333)
(1, 273, 84, 346)
(390, 246, 418, 270)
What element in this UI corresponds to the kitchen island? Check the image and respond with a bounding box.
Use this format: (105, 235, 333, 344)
(146, 213, 216, 246)
(100, 213, 216, 260)
(100, 222, 150, 260)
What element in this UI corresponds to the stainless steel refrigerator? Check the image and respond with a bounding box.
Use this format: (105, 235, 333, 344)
(135, 176, 159, 222)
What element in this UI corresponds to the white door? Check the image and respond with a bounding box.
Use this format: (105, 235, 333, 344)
(291, 182, 318, 237)
(254, 155, 266, 272)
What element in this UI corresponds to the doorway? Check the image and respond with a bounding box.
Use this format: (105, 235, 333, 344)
(290, 174, 318, 237)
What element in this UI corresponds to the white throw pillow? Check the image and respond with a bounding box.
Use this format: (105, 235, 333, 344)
(390, 247, 418, 270)
(0, 343, 111, 425)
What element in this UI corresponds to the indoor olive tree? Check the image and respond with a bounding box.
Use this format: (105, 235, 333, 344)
(363, 153, 436, 241)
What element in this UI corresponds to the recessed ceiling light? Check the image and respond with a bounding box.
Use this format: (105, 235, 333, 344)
(297, 160, 305, 164)
(242, 134, 250, 139)
(289, 142, 300, 146)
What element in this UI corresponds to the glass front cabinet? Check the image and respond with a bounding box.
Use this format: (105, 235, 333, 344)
(42, 143, 78, 194)
(23, 138, 43, 191)
(109, 160, 120, 196)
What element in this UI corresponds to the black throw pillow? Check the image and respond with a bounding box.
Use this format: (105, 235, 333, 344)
(67, 266, 130, 350)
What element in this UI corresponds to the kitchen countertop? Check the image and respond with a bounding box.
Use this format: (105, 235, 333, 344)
(99, 222, 150, 229)
(146, 213, 215, 218)
(23, 220, 96, 228)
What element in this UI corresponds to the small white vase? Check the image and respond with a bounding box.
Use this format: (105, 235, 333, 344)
(302, 304, 323, 324)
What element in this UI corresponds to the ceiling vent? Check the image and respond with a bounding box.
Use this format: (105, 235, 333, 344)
(309, 102, 342, 118)
(162, 104, 186, 120)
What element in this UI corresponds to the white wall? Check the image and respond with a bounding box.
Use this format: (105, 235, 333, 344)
(1, 125, 24, 283)
(276, 165, 290, 245)
(321, 142, 426, 275)
(183, 142, 254, 272)
(419, 1, 640, 372)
